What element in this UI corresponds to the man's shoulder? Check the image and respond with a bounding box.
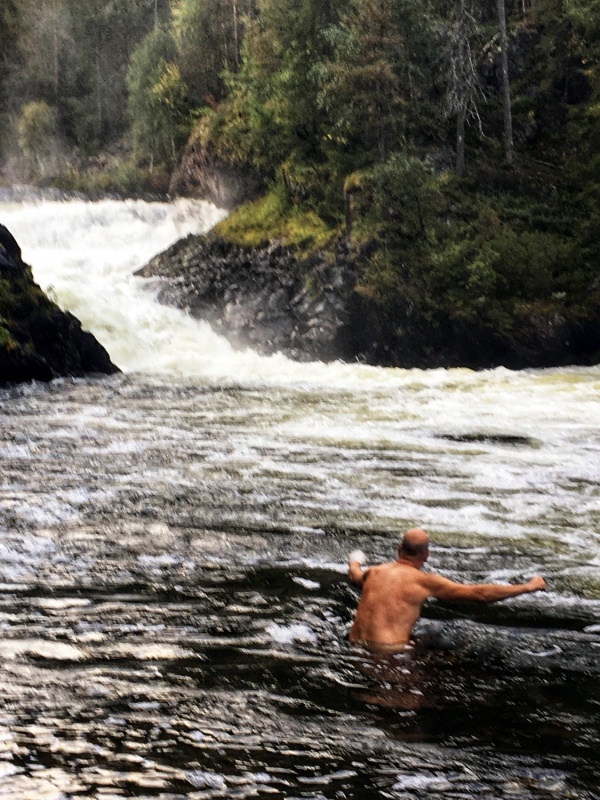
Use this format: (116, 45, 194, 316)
(375, 562, 423, 582)
(396, 565, 446, 592)
(371, 561, 399, 575)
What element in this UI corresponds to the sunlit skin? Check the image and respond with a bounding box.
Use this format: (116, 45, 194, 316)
(349, 528, 547, 650)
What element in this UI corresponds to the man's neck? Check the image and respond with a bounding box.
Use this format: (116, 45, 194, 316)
(396, 556, 422, 569)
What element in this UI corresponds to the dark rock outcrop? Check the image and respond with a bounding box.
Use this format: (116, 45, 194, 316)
(0, 223, 22, 268)
(347, 293, 600, 370)
(0, 227, 119, 385)
(138, 234, 358, 363)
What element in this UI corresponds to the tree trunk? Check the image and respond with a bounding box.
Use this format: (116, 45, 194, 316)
(455, 0, 467, 176)
(497, 0, 514, 167)
(456, 105, 466, 176)
(232, 0, 240, 69)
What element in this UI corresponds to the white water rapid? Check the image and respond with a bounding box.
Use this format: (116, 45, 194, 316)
(0, 189, 599, 800)
(2, 187, 599, 400)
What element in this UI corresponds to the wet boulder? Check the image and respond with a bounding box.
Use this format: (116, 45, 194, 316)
(137, 233, 358, 363)
(0, 224, 120, 385)
(0, 223, 23, 271)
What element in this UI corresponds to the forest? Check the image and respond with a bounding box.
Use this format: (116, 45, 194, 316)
(1, 0, 599, 366)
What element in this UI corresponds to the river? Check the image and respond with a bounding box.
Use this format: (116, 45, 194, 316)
(0, 189, 599, 799)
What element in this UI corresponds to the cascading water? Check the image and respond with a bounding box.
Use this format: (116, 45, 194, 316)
(0, 188, 599, 799)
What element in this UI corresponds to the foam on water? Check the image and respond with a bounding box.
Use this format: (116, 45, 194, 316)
(266, 622, 318, 644)
(1, 189, 600, 586)
(2, 190, 598, 407)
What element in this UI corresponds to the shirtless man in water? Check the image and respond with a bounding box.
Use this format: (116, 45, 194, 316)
(348, 528, 547, 651)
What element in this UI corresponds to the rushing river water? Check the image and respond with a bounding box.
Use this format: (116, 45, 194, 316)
(0, 189, 599, 799)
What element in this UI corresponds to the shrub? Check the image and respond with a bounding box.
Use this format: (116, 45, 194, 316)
(17, 101, 58, 179)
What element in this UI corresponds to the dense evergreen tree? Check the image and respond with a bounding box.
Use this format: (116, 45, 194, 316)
(324, 0, 439, 161)
(199, 0, 345, 211)
(127, 26, 184, 165)
(320, 0, 406, 162)
(62, 0, 166, 147)
(171, 0, 253, 107)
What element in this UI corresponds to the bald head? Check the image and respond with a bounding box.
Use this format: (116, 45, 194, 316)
(398, 528, 430, 562)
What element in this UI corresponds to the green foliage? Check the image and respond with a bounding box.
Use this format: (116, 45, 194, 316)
(0, 274, 40, 354)
(319, 0, 437, 161)
(214, 187, 339, 250)
(0, 279, 14, 317)
(17, 100, 58, 178)
(370, 152, 442, 238)
(127, 26, 189, 164)
(356, 149, 597, 344)
(171, 0, 245, 106)
(0, 307, 18, 351)
(210, 27, 292, 172)
(207, 0, 345, 178)
(0, 0, 170, 160)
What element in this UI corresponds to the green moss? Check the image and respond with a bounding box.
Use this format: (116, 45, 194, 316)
(0, 320, 18, 350)
(214, 188, 340, 252)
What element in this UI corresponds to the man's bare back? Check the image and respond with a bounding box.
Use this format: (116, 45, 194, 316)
(348, 529, 546, 650)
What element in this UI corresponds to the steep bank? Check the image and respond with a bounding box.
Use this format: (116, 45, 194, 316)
(0, 226, 119, 385)
(137, 230, 600, 370)
(137, 233, 357, 364)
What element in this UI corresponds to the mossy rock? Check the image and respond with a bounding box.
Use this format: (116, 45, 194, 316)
(0, 254, 119, 386)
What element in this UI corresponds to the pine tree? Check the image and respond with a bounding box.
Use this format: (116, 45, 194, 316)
(171, 0, 254, 107)
(321, 0, 405, 162)
(127, 26, 183, 165)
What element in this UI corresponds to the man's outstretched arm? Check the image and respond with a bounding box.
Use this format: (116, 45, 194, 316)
(425, 574, 547, 603)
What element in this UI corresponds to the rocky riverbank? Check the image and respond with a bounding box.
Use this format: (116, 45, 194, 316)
(0, 225, 119, 385)
(138, 233, 361, 364)
(137, 230, 600, 370)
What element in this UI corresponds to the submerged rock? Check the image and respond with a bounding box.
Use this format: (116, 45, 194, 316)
(0, 225, 119, 385)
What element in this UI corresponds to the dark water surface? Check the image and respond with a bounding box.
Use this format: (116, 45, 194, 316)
(1, 374, 599, 799)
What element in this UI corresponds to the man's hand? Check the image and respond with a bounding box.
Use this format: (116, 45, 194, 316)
(348, 550, 367, 586)
(527, 576, 547, 592)
(349, 549, 367, 566)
